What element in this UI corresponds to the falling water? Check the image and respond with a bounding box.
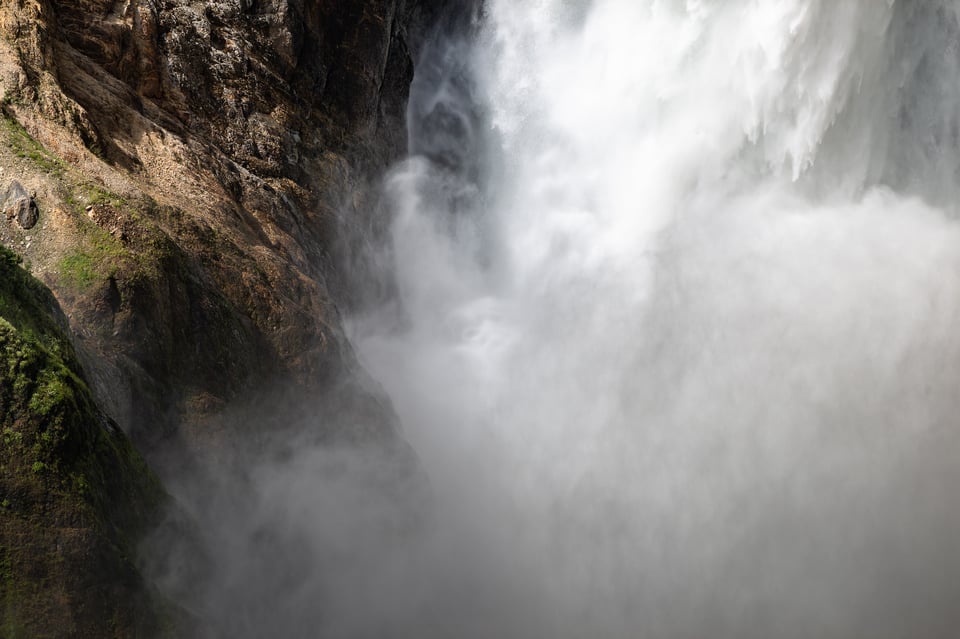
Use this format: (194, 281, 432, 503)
(144, 2, 960, 637)
(349, 1, 960, 637)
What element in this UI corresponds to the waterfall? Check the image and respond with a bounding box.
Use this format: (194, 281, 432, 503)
(350, 1, 960, 637)
(144, 3, 960, 637)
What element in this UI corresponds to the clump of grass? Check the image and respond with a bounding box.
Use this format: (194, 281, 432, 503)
(0, 246, 75, 364)
(0, 107, 65, 176)
(85, 185, 127, 209)
(57, 252, 97, 290)
(63, 182, 132, 217)
(55, 194, 132, 291)
(56, 232, 128, 291)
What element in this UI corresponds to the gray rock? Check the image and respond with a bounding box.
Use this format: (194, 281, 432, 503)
(2, 180, 39, 230)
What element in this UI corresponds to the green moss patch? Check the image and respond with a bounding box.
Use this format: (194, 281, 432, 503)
(56, 251, 97, 289)
(0, 246, 170, 637)
(54, 182, 173, 295)
(0, 107, 65, 177)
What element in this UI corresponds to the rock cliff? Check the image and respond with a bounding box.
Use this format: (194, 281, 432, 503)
(0, 244, 170, 637)
(0, 0, 444, 447)
(0, 0, 451, 634)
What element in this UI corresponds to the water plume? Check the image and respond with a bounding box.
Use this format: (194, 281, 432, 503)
(149, 2, 960, 637)
(353, 1, 960, 637)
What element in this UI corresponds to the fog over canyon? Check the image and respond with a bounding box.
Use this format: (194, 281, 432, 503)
(5, 1, 960, 638)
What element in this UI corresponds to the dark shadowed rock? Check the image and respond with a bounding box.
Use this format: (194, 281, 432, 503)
(0, 244, 176, 637)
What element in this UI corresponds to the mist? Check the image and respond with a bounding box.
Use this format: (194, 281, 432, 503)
(148, 1, 960, 637)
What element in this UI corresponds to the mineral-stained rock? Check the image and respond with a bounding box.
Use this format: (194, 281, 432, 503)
(1, 180, 39, 229)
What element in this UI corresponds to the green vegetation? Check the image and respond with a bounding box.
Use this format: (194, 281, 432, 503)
(0, 243, 170, 636)
(0, 107, 173, 299)
(84, 184, 128, 210)
(63, 182, 131, 215)
(0, 107, 159, 294)
(0, 245, 76, 364)
(55, 226, 128, 291)
(0, 107, 65, 176)
(56, 251, 97, 289)
(54, 181, 172, 293)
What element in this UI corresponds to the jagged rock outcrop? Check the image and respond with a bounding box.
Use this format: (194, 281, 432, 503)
(0, 0, 447, 450)
(0, 0, 459, 634)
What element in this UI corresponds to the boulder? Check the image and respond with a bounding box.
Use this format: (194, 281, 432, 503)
(1, 180, 39, 229)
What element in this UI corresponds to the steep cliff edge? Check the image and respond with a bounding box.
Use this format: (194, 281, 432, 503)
(0, 0, 445, 451)
(0, 0, 454, 633)
(0, 244, 170, 638)
(0, 0, 450, 446)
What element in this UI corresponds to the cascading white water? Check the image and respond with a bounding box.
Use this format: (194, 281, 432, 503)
(351, 1, 960, 637)
(145, 3, 960, 637)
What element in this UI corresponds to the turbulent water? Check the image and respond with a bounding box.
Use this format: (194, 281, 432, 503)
(151, 2, 960, 637)
(352, 1, 960, 637)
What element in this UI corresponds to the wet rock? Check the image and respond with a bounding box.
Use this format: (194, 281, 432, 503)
(1, 180, 39, 229)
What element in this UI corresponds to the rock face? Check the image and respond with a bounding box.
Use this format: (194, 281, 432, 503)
(0, 0, 443, 449)
(0, 245, 170, 638)
(0, 0, 455, 634)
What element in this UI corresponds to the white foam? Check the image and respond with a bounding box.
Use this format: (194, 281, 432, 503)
(355, 2, 960, 636)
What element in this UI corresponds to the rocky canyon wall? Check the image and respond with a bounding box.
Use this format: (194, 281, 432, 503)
(0, 0, 446, 448)
(0, 0, 452, 635)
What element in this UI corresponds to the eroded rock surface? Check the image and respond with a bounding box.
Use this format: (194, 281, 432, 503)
(0, 0, 445, 449)
(0, 0, 456, 633)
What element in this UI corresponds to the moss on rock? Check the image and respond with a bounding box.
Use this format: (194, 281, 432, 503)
(0, 244, 171, 638)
